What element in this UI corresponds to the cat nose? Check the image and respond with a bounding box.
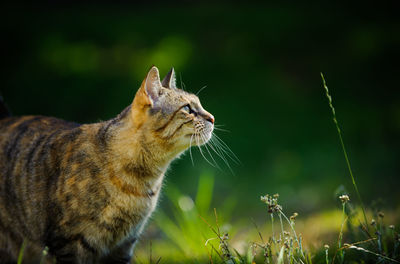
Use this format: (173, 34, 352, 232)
(206, 114, 215, 124)
(200, 110, 214, 124)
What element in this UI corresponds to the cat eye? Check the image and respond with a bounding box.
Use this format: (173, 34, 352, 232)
(182, 104, 195, 115)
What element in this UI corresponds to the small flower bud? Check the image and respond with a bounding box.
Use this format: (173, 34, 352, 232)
(324, 244, 330, 250)
(339, 194, 350, 203)
(284, 241, 289, 247)
(389, 225, 395, 230)
(378, 211, 384, 218)
(290, 212, 298, 221)
(221, 233, 229, 240)
(371, 219, 376, 226)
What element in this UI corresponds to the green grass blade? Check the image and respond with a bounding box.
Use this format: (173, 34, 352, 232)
(195, 172, 214, 216)
(320, 73, 368, 228)
(17, 239, 27, 264)
(277, 246, 285, 264)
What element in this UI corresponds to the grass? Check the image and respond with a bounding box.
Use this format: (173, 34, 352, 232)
(137, 186, 399, 263)
(320, 73, 368, 229)
(17, 239, 27, 264)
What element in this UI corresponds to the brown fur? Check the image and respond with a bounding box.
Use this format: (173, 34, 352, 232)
(0, 67, 214, 263)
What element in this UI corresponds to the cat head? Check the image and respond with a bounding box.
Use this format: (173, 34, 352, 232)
(131, 66, 214, 154)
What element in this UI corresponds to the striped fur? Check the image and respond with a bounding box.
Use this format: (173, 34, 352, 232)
(0, 66, 215, 263)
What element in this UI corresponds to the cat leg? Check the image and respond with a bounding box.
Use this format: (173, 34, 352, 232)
(49, 236, 99, 264)
(100, 238, 137, 264)
(53, 246, 97, 264)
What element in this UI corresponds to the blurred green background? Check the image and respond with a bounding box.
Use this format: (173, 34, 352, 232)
(2, 2, 399, 224)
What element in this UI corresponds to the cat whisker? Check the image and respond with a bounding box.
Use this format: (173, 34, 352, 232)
(213, 127, 230, 133)
(200, 132, 221, 170)
(211, 133, 240, 165)
(179, 74, 186, 90)
(196, 85, 207, 96)
(207, 138, 227, 163)
(208, 137, 234, 174)
(210, 136, 231, 161)
(189, 134, 195, 166)
(204, 136, 233, 173)
(195, 132, 216, 168)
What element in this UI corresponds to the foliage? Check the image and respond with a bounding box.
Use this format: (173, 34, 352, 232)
(144, 171, 237, 263)
(137, 182, 399, 264)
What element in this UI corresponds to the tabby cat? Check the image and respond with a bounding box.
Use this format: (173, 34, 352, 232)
(0, 66, 214, 264)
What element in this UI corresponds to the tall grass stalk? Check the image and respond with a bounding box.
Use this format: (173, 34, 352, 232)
(277, 209, 305, 258)
(324, 245, 330, 264)
(270, 214, 275, 242)
(278, 213, 284, 242)
(270, 213, 279, 256)
(336, 197, 349, 264)
(17, 239, 27, 264)
(39, 246, 49, 264)
(346, 245, 400, 263)
(320, 73, 368, 228)
(277, 246, 285, 264)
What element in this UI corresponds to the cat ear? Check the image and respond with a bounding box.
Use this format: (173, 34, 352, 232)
(161, 67, 177, 89)
(144, 66, 163, 106)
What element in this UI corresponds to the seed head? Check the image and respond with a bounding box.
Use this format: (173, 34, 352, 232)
(261, 194, 282, 213)
(284, 240, 289, 249)
(389, 225, 395, 230)
(290, 212, 298, 221)
(378, 211, 384, 218)
(339, 194, 350, 203)
(371, 219, 376, 226)
(324, 244, 330, 250)
(260, 195, 267, 203)
(221, 233, 229, 241)
(42, 246, 49, 256)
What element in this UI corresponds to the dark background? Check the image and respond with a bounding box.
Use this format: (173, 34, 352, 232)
(2, 2, 399, 217)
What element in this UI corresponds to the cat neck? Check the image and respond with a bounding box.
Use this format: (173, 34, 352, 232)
(112, 127, 173, 178)
(100, 106, 180, 181)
